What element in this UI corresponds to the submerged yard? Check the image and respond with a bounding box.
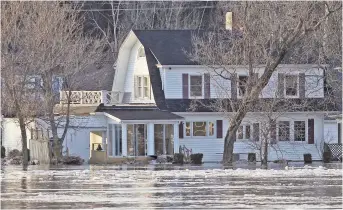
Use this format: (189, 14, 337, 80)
(1, 163, 342, 209)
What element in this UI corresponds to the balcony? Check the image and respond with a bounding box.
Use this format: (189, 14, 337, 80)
(60, 90, 123, 106)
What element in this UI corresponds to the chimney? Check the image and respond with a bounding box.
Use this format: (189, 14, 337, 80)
(225, 12, 233, 30)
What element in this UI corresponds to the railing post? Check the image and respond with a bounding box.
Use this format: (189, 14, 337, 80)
(101, 90, 108, 106)
(80, 91, 83, 104)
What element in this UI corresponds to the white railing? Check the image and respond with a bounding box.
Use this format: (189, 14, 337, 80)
(60, 90, 123, 105)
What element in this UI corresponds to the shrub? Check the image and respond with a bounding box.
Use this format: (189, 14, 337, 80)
(62, 156, 84, 165)
(303, 153, 312, 163)
(173, 153, 184, 164)
(248, 153, 256, 162)
(1, 146, 5, 158)
(8, 149, 22, 159)
(190, 153, 203, 164)
(9, 156, 22, 165)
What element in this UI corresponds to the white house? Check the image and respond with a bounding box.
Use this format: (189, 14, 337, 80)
(2, 30, 341, 163)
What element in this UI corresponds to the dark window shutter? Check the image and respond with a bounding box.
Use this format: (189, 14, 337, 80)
(278, 73, 284, 98)
(299, 73, 305, 98)
(338, 123, 341, 144)
(270, 120, 276, 143)
(179, 122, 184, 139)
(308, 119, 314, 144)
(182, 74, 189, 99)
(231, 73, 237, 99)
(253, 123, 260, 141)
(216, 120, 223, 138)
(204, 73, 211, 99)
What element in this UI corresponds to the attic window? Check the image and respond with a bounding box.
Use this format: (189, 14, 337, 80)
(138, 46, 145, 58)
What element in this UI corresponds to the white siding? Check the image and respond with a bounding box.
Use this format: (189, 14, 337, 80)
(177, 112, 325, 162)
(2, 118, 23, 153)
(163, 66, 324, 99)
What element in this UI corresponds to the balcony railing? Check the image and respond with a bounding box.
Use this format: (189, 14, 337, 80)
(60, 90, 123, 105)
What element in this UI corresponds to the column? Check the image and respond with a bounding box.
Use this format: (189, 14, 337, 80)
(173, 122, 179, 154)
(103, 128, 107, 152)
(147, 123, 155, 156)
(105, 124, 109, 155)
(121, 123, 127, 156)
(112, 124, 117, 156)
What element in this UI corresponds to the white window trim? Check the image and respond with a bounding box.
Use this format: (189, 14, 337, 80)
(236, 124, 253, 141)
(134, 75, 151, 100)
(188, 74, 204, 99)
(184, 121, 216, 138)
(284, 74, 299, 98)
(276, 120, 308, 142)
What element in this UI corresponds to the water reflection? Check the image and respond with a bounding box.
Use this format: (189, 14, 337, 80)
(1, 163, 342, 209)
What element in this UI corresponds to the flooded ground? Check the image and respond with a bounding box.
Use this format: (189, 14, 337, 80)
(1, 162, 342, 209)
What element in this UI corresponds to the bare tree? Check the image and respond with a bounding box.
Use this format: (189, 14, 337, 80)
(191, 1, 342, 165)
(2, 2, 106, 161)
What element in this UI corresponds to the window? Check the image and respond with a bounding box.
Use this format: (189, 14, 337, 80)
(193, 122, 207, 136)
(184, 121, 215, 137)
(294, 121, 306, 141)
(189, 75, 203, 98)
(185, 122, 191, 137)
(238, 75, 248, 97)
(278, 121, 290, 141)
(285, 75, 298, 96)
(134, 75, 150, 99)
(209, 122, 215, 136)
(138, 47, 145, 58)
(237, 124, 251, 140)
(25, 75, 41, 89)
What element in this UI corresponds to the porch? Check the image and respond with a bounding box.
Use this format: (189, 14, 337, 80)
(89, 108, 183, 164)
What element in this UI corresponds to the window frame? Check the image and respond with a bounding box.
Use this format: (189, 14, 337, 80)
(184, 120, 216, 138)
(284, 74, 299, 98)
(134, 75, 151, 100)
(237, 75, 248, 98)
(236, 124, 252, 140)
(294, 120, 306, 142)
(188, 74, 204, 99)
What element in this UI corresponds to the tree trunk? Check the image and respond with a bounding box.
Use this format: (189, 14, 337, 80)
(223, 123, 239, 165)
(49, 115, 61, 159)
(18, 116, 29, 166)
(261, 138, 268, 169)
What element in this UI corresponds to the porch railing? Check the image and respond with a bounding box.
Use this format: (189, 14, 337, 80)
(60, 90, 123, 105)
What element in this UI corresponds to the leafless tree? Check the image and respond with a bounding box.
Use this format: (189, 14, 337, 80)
(2, 1, 107, 161)
(190, 1, 342, 165)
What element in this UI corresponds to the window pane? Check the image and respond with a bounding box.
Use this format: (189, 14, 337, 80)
(294, 121, 305, 141)
(193, 122, 207, 136)
(278, 121, 290, 141)
(144, 87, 149, 98)
(285, 75, 298, 96)
(185, 122, 191, 136)
(238, 76, 248, 96)
(144, 77, 148, 87)
(209, 122, 215, 136)
(190, 86, 202, 96)
(246, 125, 251, 139)
(190, 75, 203, 97)
(238, 126, 243, 139)
(138, 77, 142, 87)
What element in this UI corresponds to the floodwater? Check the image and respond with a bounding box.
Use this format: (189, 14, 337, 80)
(1, 162, 342, 209)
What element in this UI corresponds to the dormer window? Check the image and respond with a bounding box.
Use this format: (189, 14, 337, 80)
(134, 75, 150, 100)
(285, 75, 298, 97)
(138, 46, 145, 58)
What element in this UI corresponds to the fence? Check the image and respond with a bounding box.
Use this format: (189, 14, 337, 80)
(30, 128, 50, 164)
(324, 143, 342, 161)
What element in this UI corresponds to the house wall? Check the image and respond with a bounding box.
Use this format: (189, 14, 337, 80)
(324, 120, 339, 143)
(161, 66, 324, 99)
(2, 118, 31, 154)
(177, 112, 324, 162)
